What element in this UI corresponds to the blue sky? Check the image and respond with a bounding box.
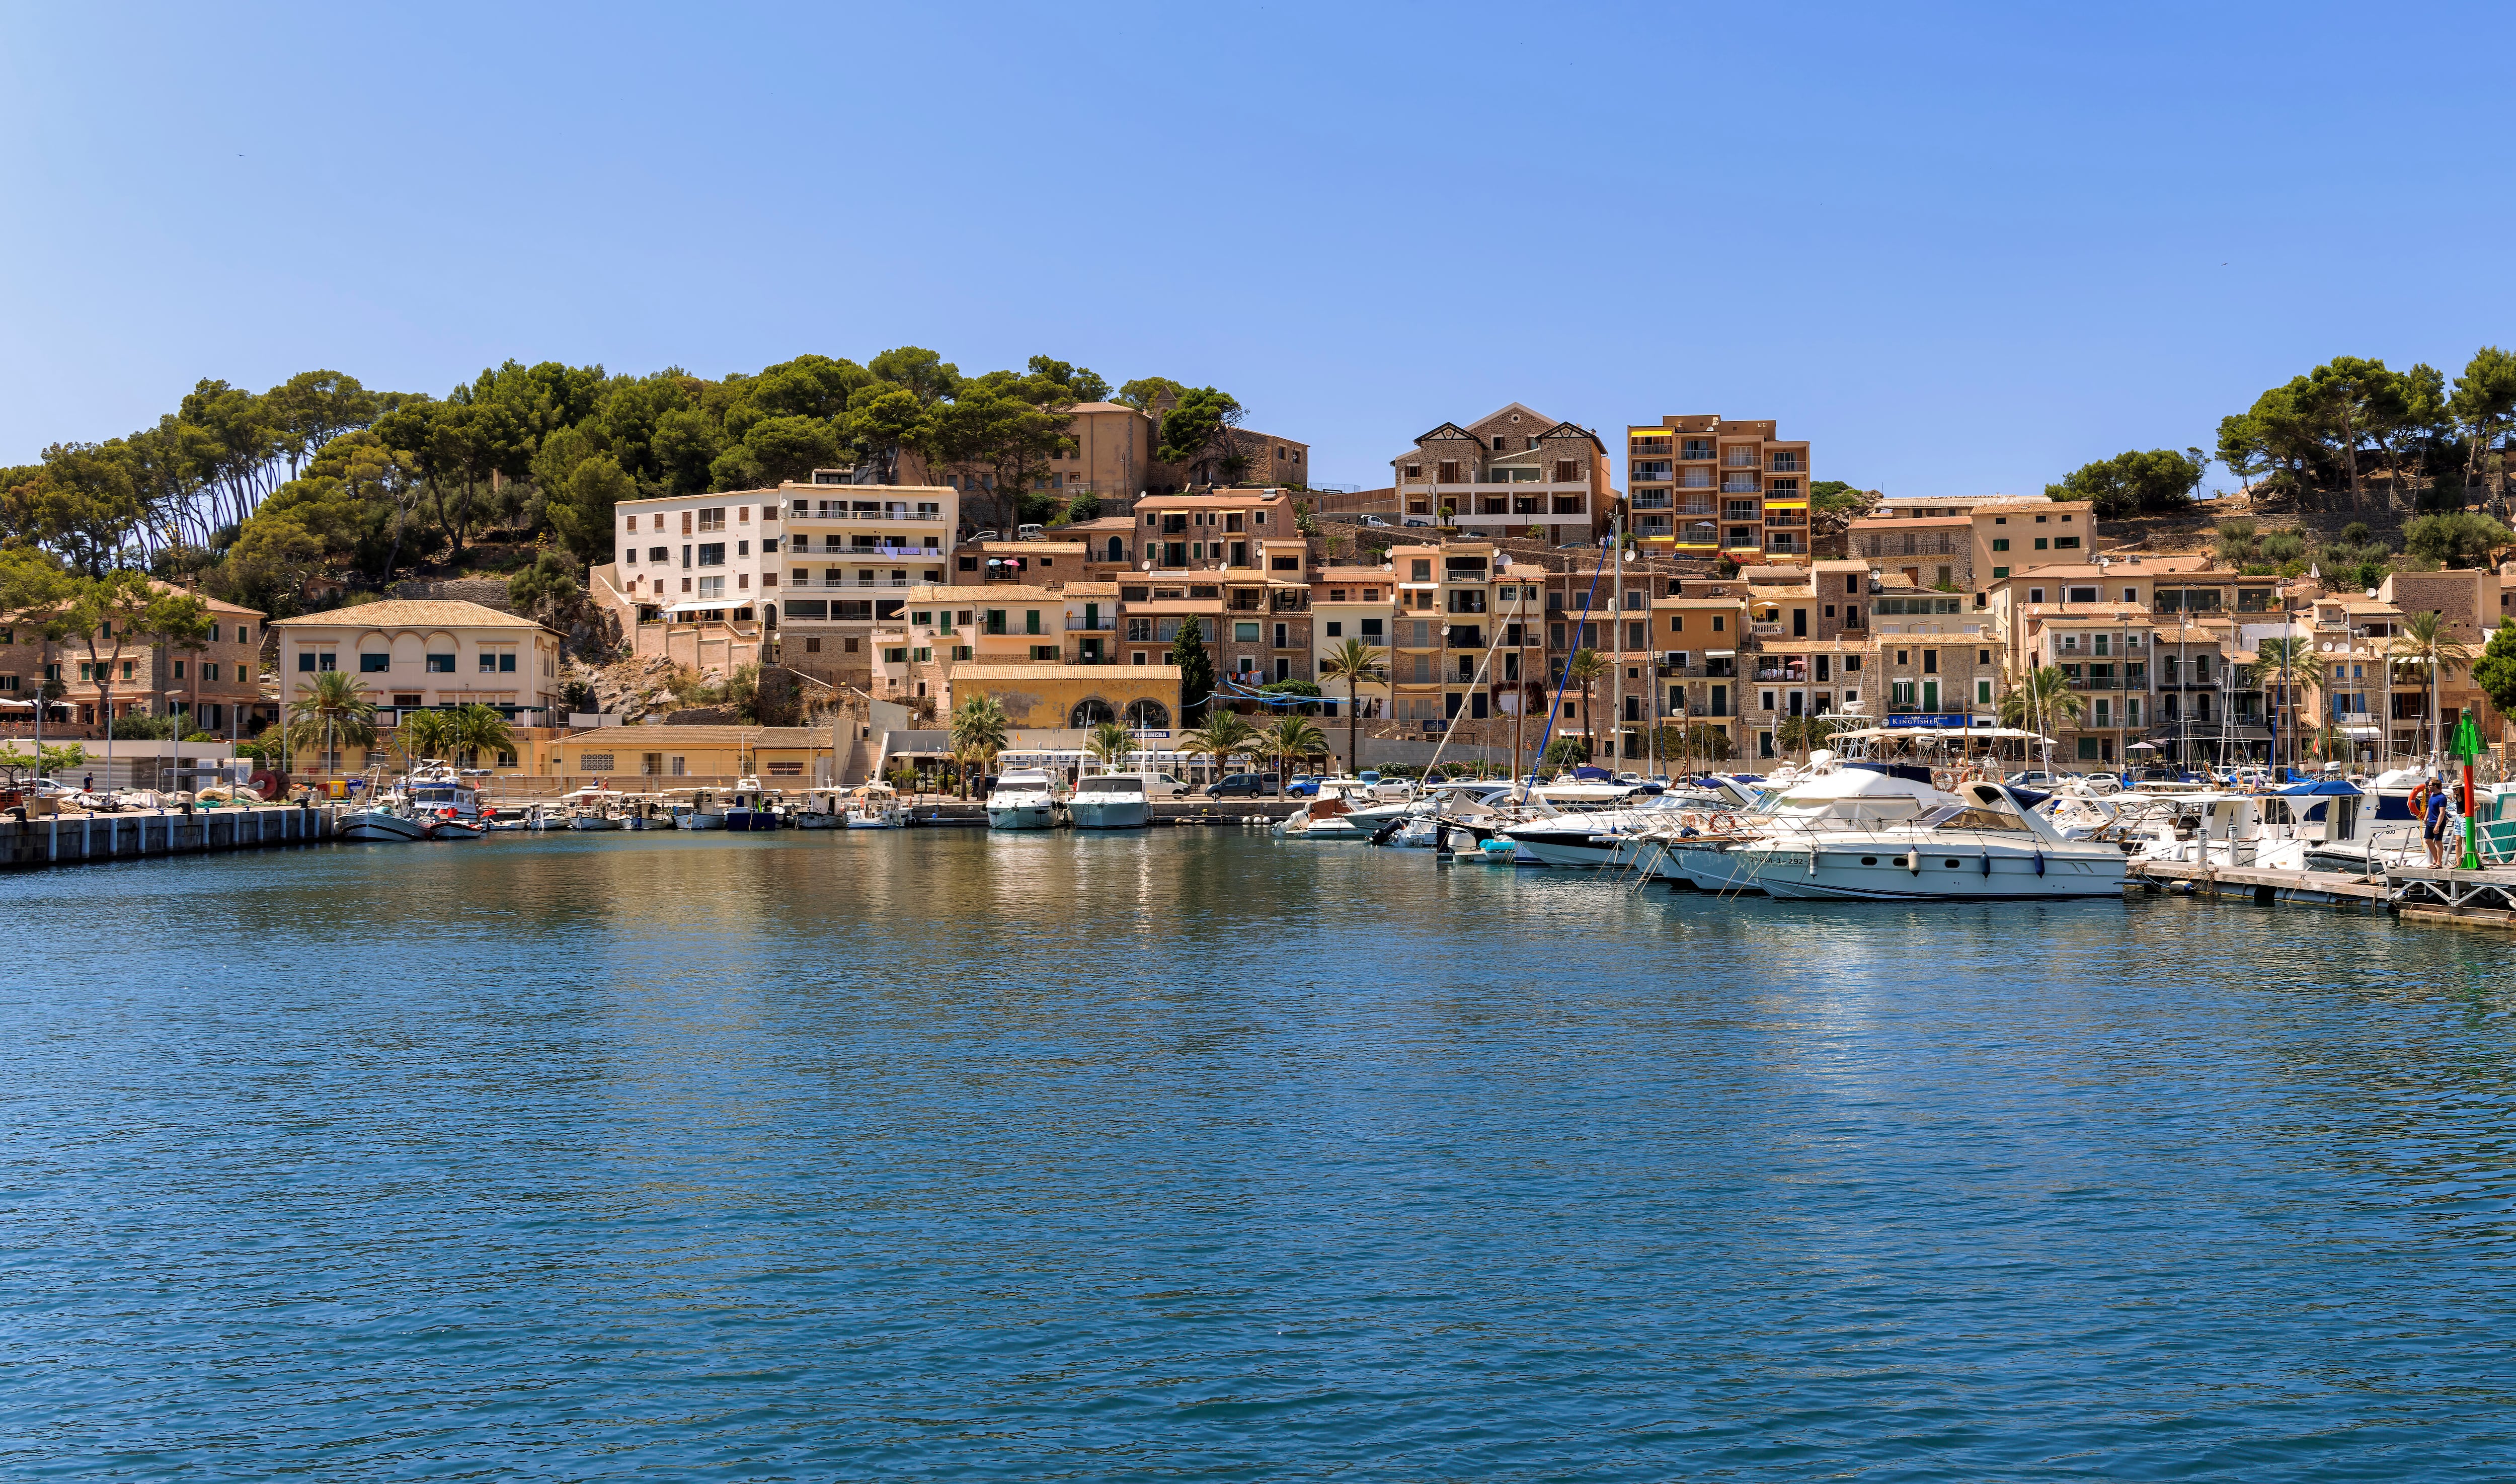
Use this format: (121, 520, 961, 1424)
(5, 3, 2513, 498)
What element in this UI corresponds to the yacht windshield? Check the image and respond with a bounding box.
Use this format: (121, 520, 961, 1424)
(1923, 800, 2032, 833)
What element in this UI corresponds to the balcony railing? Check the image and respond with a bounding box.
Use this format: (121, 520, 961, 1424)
(1065, 616, 1115, 631)
(1723, 450, 1759, 467)
(1750, 621, 1787, 638)
(1768, 455, 1803, 472)
(1721, 478, 1762, 493)
(787, 504, 946, 523)
(782, 577, 921, 590)
(1630, 492, 1671, 509)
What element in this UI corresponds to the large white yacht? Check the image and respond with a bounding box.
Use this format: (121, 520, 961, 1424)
(985, 769, 1066, 830)
(1727, 780, 2130, 900)
(1069, 773, 1153, 830)
(1632, 761, 1959, 891)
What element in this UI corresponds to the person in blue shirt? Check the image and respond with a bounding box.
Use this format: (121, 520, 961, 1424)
(2424, 782, 2453, 868)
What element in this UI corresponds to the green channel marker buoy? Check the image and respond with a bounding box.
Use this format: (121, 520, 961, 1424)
(2450, 708, 2484, 872)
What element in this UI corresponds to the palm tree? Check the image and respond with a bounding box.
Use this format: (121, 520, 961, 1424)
(2393, 609, 2475, 762)
(448, 702, 515, 770)
(2250, 637, 2317, 771)
(1264, 716, 1327, 797)
(398, 708, 455, 767)
(1997, 665, 2084, 770)
(1184, 710, 1257, 783)
(947, 693, 1009, 791)
(1564, 648, 1610, 760)
(285, 669, 377, 776)
(1085, 720, 1137, 772)
(1318, 636, 1385, 777)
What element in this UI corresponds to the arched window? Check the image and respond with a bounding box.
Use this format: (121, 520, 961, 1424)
(1070, 697, 1117, 727)
(1123, 698, 1170, 730)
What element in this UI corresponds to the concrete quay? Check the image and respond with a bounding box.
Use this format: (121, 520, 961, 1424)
(2127, 857, 2516, 929)
(2, 805, 337, 869)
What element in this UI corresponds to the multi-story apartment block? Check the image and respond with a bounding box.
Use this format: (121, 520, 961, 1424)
(603, 482, 961, 688)
(3, 583, 268, 737)
(1309, 565, 1394, 721)
(1852, 498, 2099, 595)
(1128, 489, 1302, 570)
(870, 582, 1127, 707)
(950, 540, 1089, 588)
(1624, 416, 1812, 561)
(1392, 404, 1616, 545)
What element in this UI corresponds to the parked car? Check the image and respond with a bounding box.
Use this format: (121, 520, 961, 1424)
(1203, 773, 1271, 799)
(1015, 523, 1046, 540)
(1146, 772, 1194, 799)
(1402, 518, 1433, 528)
(967, 529, 1001, 543)
(1359, 515, 1393, 527)
(1283, 774, 1327, 797)
(2006, 771, 2059, 789)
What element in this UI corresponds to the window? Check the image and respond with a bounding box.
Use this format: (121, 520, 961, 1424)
(697, 543, 725, 566)
(360, 653, 391, 672)
(2067, 586, 2099, 604)
(2054, 536, 2081, 550)
(581, 752, 615, 772)
(2034, 538, 2048, 550)
(2028, 588, 2046, 603)
(696, 508, 725, 532)
(1992, 567, 2010, 580)
(1992, 538, 2009, 552)
(649, 546, 669, 564)
(425, 653, 455, 673)
(698, 576, 725, 599)
(1235, 621, 1261, 642)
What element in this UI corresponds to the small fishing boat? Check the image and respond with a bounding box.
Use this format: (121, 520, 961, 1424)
(722, 778, 782, 832)
(844, 782, 907, 829)
(665, 788, 726, 830)
(789, 789, 844, 829)
(404, 763, 487, 840)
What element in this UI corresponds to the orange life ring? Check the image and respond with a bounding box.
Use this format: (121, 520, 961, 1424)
(1710, 812, 1737, 832)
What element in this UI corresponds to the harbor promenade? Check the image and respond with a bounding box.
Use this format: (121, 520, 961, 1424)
(0, 804, 337, 868)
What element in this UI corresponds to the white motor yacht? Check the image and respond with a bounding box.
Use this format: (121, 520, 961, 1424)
(1630, 761, 1958, 891)
(986, 769, 1065, 830)
(666, 788, 726, 830)
(1069, 773, 1152, 830)
(1728, 780, 2130, 900)
(1501, 783, 1740, 869)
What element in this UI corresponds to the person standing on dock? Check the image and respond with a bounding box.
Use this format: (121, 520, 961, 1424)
(2423, 783, 2452, 868)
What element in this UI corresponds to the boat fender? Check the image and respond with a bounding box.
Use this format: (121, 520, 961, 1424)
(1981, 853, 1992, 878)
(1905, 848, 1921, 874)
(2033, 849, 2046, 877)
(1807, 847, 1819, 876)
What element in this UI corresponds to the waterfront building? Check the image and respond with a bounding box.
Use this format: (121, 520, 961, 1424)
(3, 582, 268, 736)
(597, 482, 961, 690)
(1308, 564, 1394, 721)
(267, 599, 565, 734)
(870, 583, 1124, 708)
(1623, 415, 1811, 560)
(527, 724, 858, 785)
(1393, 405, 1617, 545)
(940, 664, 1183, 733)
(1128, 488, 1302, 570)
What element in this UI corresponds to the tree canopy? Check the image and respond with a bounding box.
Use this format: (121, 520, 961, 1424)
(3, 346, 1262, 621)
(2044, 447, 2207, 518)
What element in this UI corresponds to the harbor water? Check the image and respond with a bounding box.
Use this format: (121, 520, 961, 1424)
(5, 830, 2513, 1479)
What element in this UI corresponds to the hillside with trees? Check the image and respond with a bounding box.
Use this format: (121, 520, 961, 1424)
(0, 351, 1250, 622)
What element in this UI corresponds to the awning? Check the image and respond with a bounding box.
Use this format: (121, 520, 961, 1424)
(1703, 649, 1736, 658)
(662, 600, 752, 616)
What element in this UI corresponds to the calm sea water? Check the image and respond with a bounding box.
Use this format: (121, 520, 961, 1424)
(4, 829, 2513, 1481)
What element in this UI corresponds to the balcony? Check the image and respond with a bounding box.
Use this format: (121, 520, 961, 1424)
(782, 577, 922, 590)
(1768, 454, 1803, 472)
(1065, 616, 1115, 631)
(1723, 450, 1759, 467)
(787, 503, 946, 523)
(1270, 591, 1310, 612)
(1629, 491, 1671, 509)
(1763, 509, 1807, 527)
(1751, 621, 1787, 638)
(1721, 478, 1762, 494)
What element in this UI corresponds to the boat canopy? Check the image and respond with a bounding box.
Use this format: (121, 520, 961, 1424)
(2274, 778, 2363, 797)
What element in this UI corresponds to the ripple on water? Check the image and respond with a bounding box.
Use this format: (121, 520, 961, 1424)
(1, 830, 2513, 1480)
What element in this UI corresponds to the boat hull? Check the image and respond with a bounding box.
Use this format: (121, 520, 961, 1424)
(790, 812, 841, 829)
(675, 814, 725, 831)
(340, 812, 425, 843)
(987, 805, 1058, 830)
(425, 820, 486, 840)
(1742, 845, 2126, 900)
(567, 814, 623, 831)
(723, 810, 780, 832)
(1503, 829, 1625, 868)
(1069, 799, 1149, 830)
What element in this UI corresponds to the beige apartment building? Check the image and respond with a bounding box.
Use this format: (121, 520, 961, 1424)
(1851, 498, 2099, 595)
(1392, 404, 1618, 545)
(1310, 564, 1394, 722)
(1624, 416, 1812, 561)
(268, 599, 566, 731)
(2, 583, 268, 736)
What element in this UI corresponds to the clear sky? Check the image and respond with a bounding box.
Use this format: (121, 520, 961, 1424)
(5, 3, 2513, 498)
